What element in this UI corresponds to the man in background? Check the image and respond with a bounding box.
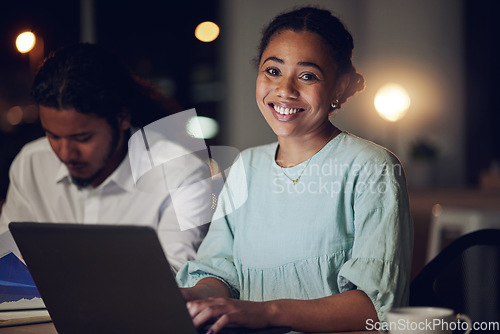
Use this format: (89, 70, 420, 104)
(0, 43, 211, 271)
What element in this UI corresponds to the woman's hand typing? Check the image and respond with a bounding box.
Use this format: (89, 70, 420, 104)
(186, 298, 273, 334)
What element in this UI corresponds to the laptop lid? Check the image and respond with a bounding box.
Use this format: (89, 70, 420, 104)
(9, 222, 290, 334)
(9, 222, 197, 334)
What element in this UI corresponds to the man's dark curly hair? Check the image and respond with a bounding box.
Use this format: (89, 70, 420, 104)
(31, 43, 179, 128)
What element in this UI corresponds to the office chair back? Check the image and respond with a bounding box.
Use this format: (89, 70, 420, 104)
(410, 229, 500, 333)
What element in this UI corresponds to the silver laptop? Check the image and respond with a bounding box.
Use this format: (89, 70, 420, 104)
(9, 222, 290, 334)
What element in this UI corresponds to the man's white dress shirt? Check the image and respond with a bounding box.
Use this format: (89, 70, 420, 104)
(0, 137, 211, 271)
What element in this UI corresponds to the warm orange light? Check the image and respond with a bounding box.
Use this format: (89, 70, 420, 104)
(6, 106, 24, 125)
(195, 21, 220, 42)
(432, 204, 443, 217)
(374, 83, 411, 122)
(16, 32, 36, 53)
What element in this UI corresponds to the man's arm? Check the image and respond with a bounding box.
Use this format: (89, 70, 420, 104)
(155, 152, 213, 271)
(0, 198, 5, 215)
(0, 156, 36, 235)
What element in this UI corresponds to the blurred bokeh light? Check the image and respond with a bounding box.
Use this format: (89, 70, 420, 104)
(374, 83, 411, 122)
(195, 21, 219, 42)
(16, 31, 36, 53)
(6, 106, 23, 125)
(186, 115, 219, 139)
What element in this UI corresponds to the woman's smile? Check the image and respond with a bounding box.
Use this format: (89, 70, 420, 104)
(267, 102, 305, 122)
(272, 104, 304, 115)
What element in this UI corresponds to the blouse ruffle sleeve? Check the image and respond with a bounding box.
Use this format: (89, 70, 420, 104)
(176, 212, 240, 298)
(337, 151, 413, 321)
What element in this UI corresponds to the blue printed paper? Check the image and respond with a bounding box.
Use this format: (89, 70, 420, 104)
(0, 252, 40, 303)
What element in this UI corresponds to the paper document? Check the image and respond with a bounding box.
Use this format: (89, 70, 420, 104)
(0, 239, 49, 326)
(0, 252, 42, 305)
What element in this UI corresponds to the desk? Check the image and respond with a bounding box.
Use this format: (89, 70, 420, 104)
(0, 322, 56, 333)
(0, 323, 375, 334)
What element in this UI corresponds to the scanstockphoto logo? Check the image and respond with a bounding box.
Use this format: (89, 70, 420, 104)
(366, 318, 470, 332)
(365, 319, 500, 332)
(127, 108, 248, 231)
(273, 160, 403, 196)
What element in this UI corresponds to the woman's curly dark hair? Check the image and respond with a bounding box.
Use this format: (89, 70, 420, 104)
(31, 43, 180, 128)
(256, 7, 365, 110)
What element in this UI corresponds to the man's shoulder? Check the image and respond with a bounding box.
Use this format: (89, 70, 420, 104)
(17, 136, 53, 156)
(12, 137, 59, 169)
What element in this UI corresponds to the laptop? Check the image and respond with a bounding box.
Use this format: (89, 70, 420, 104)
(9, 222, 290, 334)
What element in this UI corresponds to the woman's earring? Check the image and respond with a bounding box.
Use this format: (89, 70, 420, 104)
(330, 99, 339, 109)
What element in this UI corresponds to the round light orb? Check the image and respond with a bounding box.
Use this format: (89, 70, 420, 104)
(186, 116, 219, 139)
(432, 203, 443, 217)
(195, 21, 220, 42)
(16, 32, 36, 53)
(7, 106, 24, 125)
(374, 83, 411, 122)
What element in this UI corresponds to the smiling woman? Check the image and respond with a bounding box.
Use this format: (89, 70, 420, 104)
(177, 7, 413, 334)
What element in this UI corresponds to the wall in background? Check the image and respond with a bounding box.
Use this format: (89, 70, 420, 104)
(465, 0, 500, 186)
(221, 0, 465, 187)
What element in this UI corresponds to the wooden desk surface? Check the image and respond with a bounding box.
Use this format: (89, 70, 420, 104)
(0, 322, 374, 334)
(0, 322, 56, 333)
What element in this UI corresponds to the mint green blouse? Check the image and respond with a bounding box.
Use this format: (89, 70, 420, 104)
(177, 131, 413, 320)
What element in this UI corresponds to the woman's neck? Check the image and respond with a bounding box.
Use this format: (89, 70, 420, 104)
(276, 124, 340, 167)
